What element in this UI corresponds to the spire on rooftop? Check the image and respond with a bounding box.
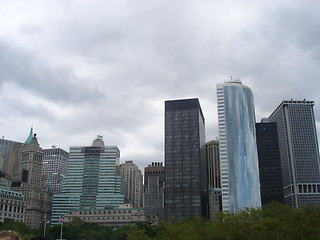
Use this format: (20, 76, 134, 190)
(25, 126, 33, 144)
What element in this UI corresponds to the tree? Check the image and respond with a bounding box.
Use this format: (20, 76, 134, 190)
(0, 219, 39, 239)
(46, 217, 111, 240)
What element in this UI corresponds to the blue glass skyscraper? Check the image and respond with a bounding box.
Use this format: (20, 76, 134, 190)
(216, 80, 261, 213)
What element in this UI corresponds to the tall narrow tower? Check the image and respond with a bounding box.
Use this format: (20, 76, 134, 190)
(11, 134, 52, 229)
(206, 140, 221, 218)
(216, 80, 261, 213)
(119, 160, 143, 208)
(256, 119, 284, 205)
(164, 98, 207, 220)
(268, 100, 320, 208)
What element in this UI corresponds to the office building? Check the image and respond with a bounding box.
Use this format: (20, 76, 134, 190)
(51, 136, 127, 224)
(0, 187, 25, 223)
(64, 204, 150, 230)
(206, 140, 222, 218)
(0, 138, 23, 177)
(43, 147, 69, 194)
(206, 140, 220, 189)
(164, 98, 208, 220)
(208, 188, 222, 219)
(143, 162, 164, 220)
(11, 133, 52, 229)
(0, 128, 35, 177)
(0, 173, 12, 189)
(256, 119, 284, 205)
(119, 161, 143, 208)
(216, 80, 261, 213)
(268, 100, 320, 207)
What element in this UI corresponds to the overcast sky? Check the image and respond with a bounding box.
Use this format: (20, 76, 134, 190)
(1, 0, 320, 170)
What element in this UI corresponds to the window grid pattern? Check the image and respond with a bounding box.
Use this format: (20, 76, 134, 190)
(217, 82, 261, 213)
(269, 100, 320, 208)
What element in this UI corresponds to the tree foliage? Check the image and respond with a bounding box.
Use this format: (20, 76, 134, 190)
(4, 202, 320, 240)
(0, 218, 39, 240)
(46, 217, 111, 240)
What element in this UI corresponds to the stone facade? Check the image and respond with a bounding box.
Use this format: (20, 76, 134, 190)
(11, 134, 52, 229)
(0, 187, 25, 223)
(64, 205, 150, 229)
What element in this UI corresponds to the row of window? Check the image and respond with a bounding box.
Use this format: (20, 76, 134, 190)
(0, 204, 24, 213)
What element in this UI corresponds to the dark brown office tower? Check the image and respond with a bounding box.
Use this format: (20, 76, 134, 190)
(164, 98, 208, 221)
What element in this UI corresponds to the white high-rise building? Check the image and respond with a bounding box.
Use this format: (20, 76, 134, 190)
(43, 147, 69, 195)
(216, 80, 261, 213)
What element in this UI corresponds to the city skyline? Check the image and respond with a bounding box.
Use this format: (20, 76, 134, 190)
(1, 1, 320, 170)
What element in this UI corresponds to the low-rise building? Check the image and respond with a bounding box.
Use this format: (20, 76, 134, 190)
(0, 187, 25, 223)
(64, 205, 150, 229)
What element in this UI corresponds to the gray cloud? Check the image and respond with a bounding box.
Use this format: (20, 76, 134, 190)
(0, 41, 105, 104)
(0, 0, 320, 169)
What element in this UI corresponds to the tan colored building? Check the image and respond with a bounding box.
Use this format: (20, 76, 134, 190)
(206, 140, 222, 219)
(11, 133, 52, 229)
(64, 204, 150, 229)
(120, 161, 143, 208)
(0, 139, 23, 177)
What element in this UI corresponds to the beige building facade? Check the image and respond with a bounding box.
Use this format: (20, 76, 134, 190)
(119, 161, 143, 208)
(11, 134, 52, 229)
(0, 187, 25, 223)
(64, 205, 150, 229)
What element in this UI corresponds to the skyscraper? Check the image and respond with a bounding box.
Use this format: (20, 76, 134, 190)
(206, 140, 221, 218)
(256, 119, 284, 205)
(206, 140, 220, 190)
(143, 162, 164, 219)
(164, 98, 208, 220)
(51, 136, 127, 224)
(216, 80, 261, 213)
(119, 160, 143, 208)
(0, 138, 23, 177)
(268, 100, 320, 208)
(43, 147, 69, 195)
(11, 134, 52, 229)
(0, 127, 34, 177)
